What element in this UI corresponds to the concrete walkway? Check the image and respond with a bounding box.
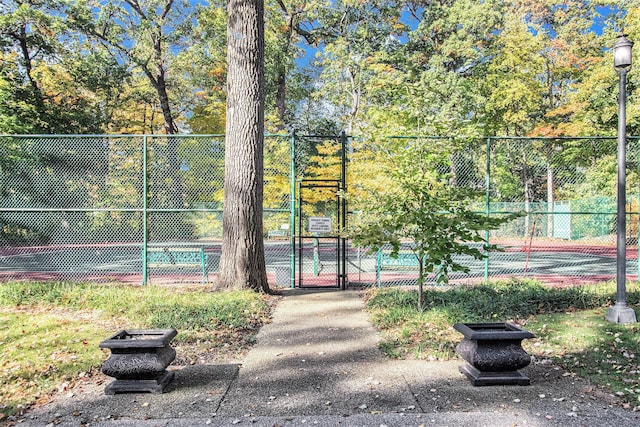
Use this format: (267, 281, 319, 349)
(18, 289, 640, 426)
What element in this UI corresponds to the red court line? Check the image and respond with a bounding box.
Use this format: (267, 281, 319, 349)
(0, 270, 626, 289)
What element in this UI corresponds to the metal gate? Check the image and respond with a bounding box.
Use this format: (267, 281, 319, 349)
(294, 133, 348, 289)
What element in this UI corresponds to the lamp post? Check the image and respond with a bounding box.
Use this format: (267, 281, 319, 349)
(607, 34, 637, 324)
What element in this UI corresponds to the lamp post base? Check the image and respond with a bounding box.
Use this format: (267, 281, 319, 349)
(606, 303, 637, 324)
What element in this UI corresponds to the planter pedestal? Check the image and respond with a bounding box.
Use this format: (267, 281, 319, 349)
(454, 322, 535, 386)
(99, 329, 178, 395)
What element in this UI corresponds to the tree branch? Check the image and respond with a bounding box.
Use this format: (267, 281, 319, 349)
(124, 0, 146, 19)
(161, 0, 174, 20)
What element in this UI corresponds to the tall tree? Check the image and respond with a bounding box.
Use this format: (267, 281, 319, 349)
(266, 0, 322, 130)
(218, 0, 269, 292)
(68, 0, 199, 134)
(186, 1, 318, 133)
(0, 0, 57, 131)
(310, 0, 406, 133)
(69, 0, 198, 209)
(0, 0, 114, 133)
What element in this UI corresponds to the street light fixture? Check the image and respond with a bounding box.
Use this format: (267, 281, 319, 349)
(614, 35, 633, 69)
(607, 34, 637, 324)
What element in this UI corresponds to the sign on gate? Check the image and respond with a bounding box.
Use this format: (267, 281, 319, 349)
(308, 216, 332, 233)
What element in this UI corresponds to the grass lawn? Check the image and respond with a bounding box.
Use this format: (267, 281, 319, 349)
(528, 309, 640, 408)
(365, 279, 640, 409)
(0, 281, 272, 419)
(2, 279, 639, 420)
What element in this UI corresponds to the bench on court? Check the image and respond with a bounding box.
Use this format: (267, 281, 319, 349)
(376, 250, 443, 287)
(144, 247, 209, 284)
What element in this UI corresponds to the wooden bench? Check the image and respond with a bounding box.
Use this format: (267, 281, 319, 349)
(145, 247, 209, 284)
(266, 230, 288, 239)
(376, 250, 443, 287)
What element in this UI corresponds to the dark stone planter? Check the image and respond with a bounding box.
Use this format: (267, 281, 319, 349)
(99, 328, 178, 395)
(453, 322, 535, 386)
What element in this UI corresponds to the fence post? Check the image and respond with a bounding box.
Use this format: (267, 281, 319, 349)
(289, 131, 296, 288)
(485, 137, 491, 283)
(141, 135, 149, 286)
(340, 130, 348, 290)
(637, 139, 640, 281)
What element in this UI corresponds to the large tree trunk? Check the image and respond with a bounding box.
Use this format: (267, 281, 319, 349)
(218, 0, 269, 292)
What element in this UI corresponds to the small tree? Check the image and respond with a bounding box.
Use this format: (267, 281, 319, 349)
(351, 138, 518, 311)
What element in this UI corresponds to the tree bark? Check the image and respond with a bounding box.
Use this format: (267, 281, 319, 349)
(16, 25, 46, 126)
(218, 0, 269, 292)
(275, 70, 286, 128)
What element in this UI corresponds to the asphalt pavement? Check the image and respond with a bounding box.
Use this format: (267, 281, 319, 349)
(15, 289, 640, 427)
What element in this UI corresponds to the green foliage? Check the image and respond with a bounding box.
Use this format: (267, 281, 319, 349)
(0, 0, 116, 134)
(0, 0, 636, 140)
(0, 65, 41, 133)
(1, 0, 638, 255)
(66, 0, 200, 134)
(350, 137, 520, 309)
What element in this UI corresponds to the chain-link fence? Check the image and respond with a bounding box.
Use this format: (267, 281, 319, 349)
(1, 134, 636, 288)
(0, 134, 292, 285)
(348, 136, 640, 287)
